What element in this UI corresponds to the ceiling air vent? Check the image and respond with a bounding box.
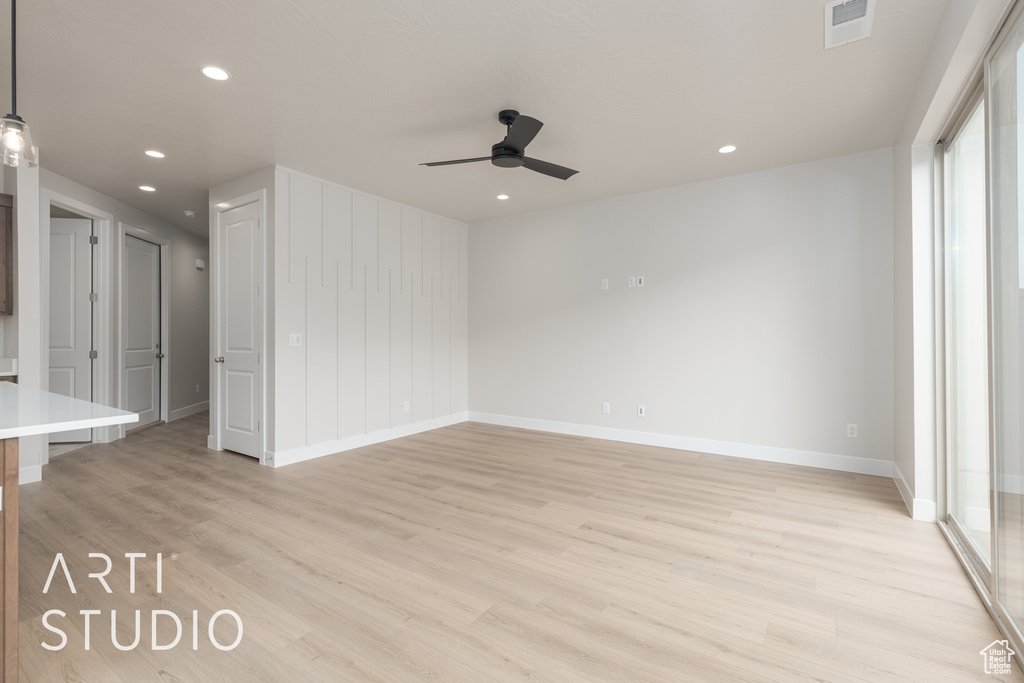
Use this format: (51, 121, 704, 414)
(824, 0, 875, 49)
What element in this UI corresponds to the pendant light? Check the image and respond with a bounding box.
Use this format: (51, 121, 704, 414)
(0, 0, 35, 167)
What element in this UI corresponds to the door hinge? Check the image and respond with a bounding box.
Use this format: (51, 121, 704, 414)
(89, 235, 98, 245)
(257, 421, 261, 431)
(88, 292, 98, 303)
(88, 350, 98, 360)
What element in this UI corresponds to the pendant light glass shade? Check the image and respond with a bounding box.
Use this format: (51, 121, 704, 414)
(2, 1, 37, 168)
(0, 114, 36, 167)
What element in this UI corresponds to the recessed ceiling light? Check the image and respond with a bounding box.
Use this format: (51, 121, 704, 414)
(145, 150, 165, 158)
(718, 145, 737, 154)
(497, 194, 509, 200)
(184, 210, 196, 218)
(201, 66, 230, 81)
(139, 185, 156, 192)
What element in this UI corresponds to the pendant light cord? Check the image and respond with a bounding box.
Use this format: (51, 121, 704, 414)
(10, 0, 15, 116)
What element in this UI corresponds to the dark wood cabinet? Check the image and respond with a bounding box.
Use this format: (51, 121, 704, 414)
(0, 194, 11, 315)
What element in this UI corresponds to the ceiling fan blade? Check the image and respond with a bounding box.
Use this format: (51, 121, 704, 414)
(421, 157, 491, 167)
(504, 115, 543, 152)
(523, 157, 578, 180)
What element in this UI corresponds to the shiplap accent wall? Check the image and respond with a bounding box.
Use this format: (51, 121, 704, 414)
(270, 168, 468, 465)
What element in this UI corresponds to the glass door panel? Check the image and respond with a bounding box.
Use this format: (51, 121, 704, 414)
(945, 100, 991, 566)
(989, 13, 1024, 639)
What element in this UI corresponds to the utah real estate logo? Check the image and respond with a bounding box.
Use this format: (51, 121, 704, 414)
(980, 639, 1015, 675)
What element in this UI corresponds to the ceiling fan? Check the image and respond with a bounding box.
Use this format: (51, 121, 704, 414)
(421, 110, 578, 180)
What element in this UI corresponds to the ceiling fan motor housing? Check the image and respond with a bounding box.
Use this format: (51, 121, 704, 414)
(491, 143, 524, 167)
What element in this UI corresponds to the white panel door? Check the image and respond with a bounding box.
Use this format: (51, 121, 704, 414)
(123, 235, 161, 428)
(49, 218, 92, 443)
(216, 202, 261, 458)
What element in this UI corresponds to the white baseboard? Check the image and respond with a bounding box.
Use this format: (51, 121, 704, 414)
(170, 400, 209, 422)
(19, 465, 41, 485)
(468, 412, 895, 477)
(266, 412, 470, 468)
(207, 435, 221, 451)
(892, 462, 937, 521)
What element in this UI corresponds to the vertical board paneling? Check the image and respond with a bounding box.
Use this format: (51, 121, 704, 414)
(379, 203, 402, 292)
(442, 219, 458, 302)
(291, 175, 323, 284)
(417, 215, 442, 422)
(365, 277, 392, 433)
(391, 268, 413, 427)
(411, 271, 433, 423)
(291, 178, 327, 447)
(423, 215, 442, 296)
(274, 169, 466, 455)
(306, 257, 338, 446)
(276, 176, 322, 451)
(432, 275, 452, 418)
(452, 226, 469, 412)
(368, 202, 402, 431)
(401, 209, 422, 295)
(353, 194, 378, 290)
(459, 222, 468, 302)
(338, 266, 366, 438)
(324, 186, 352, 283)
(326, 186, 353, 436)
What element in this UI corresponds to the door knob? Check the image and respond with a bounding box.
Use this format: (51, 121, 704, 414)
(155, 353, 165, 359)
(214, 357, 225, 363)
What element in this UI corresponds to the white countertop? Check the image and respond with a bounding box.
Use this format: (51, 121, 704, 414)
(0, 383, 138, 439)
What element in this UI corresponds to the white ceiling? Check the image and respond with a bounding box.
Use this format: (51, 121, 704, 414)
(10, 0, 946, 234)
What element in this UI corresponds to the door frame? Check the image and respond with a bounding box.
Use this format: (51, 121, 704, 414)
(39, 190, 118, 460)
(119, 225, 170, 427)
(209, 190, 266, 463)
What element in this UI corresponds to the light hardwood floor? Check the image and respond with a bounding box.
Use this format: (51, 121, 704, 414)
(16, 414, 1022, 681)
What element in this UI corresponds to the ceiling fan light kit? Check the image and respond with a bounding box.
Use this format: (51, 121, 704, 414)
(1, 0, 37, 167)
(422, 110, 577, 180)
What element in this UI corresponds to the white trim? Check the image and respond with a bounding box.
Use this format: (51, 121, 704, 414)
(19, 465, 41, 485)
(470, 412, 896, 477)
(914, 498, 938, 523)
(170, 400, 209, 422)
(207, 435, 221, 451)
(268, 412, 469, 467)
(893, 461, 915, 514)
(893, 462, 938, 521)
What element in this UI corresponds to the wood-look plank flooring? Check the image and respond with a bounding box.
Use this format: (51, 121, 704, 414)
(16, 414, 1022, 681)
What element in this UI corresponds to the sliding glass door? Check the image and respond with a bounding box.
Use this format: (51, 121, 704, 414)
(944, 98, 991, 571)
(988, 7, 1024, 646)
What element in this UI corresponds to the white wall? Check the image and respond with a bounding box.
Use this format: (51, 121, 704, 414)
(469, 149, 894, 475)
(210, 166, 469, 466)
(39, 169, 211, 423)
